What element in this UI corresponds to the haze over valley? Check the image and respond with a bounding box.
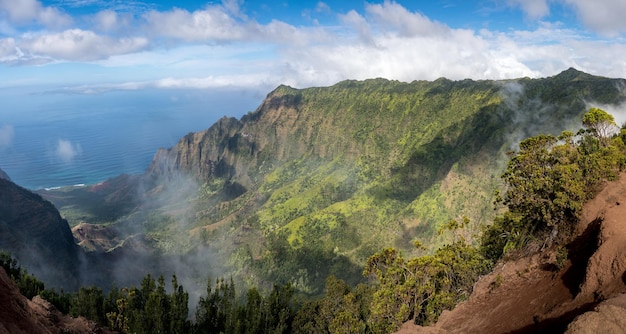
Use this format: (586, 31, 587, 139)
(2, 1, 626, 333)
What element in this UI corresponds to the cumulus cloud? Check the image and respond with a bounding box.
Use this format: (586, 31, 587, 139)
(19, 29, 148, 61)
(143, 5, 247, 42)
(365, 1, 450, 37)
(0, 125, 14, 150)
(563, 0, 626, 36)
(0, 38, 16, 57)
(2, 0, 626, 92)
(92, 9, 132, 32)
(506, 0, 550, 19)
(54, 139, 81, 163)
(0, 0, 72, 28)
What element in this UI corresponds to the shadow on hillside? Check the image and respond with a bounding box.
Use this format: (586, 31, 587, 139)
(562, 218, 601, 297)
(369, 103, 504, 203)
(505, 302, 597, 334)
(38, 174, 141, 224)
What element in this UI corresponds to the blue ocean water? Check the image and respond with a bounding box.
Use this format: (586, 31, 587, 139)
(0, 88, 263, 189)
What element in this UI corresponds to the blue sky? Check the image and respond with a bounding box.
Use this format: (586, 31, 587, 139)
(1, 0, 626, 95)
(2, 0, 626, 182)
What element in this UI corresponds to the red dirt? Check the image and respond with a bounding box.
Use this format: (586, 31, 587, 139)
(399, 173, 626, 334)
(0, 267, 117, 334)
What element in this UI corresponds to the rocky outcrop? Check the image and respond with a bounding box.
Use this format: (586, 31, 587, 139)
(147, 89, 314, 191)
(565, 294, 626, 334)
(0, 178, 81, 290)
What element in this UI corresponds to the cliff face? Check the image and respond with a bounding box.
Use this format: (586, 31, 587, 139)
(149, 70, 623, 186)
(145, 69, 626, 238)
(41, 69, 626, 295)
(0, 178, 80, 290)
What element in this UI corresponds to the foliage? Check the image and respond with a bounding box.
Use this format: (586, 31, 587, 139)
(582, 107, 618, 139)
(484, 108, 626, 259)
(363, 240, 491, 332)
(101, 274, 190, 334)
(26, 73, 626, 333)
(0, 251, 73, 313)
(292, 276, 371, 334)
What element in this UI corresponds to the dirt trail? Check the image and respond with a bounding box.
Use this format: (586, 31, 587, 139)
(400, 173, 626, 334)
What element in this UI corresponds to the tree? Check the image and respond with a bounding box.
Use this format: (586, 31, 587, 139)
(71, 286, 105, 324)
(582, 107, 618, 140)
(170, 275, 190, 334)
(364, 242, 490, 332)
(501, 133, 585, 240)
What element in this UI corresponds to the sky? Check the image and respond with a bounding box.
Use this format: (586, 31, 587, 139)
(0, 0, 625, 95)
(0, 0, 626, 185)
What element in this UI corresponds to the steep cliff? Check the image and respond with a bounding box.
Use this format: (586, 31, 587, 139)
(0, 177, 81, 290)
(42, 68, 626, 294)
(145, 68, 626, 249)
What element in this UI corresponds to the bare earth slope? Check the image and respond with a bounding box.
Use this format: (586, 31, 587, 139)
(0, 267, 116, 334)
(403, 173, 626, 334)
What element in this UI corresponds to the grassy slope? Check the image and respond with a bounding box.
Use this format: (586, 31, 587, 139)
(43, 68, 626, 294)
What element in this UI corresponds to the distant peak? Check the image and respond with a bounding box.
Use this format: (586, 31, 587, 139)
(553, 67, 596, 81)
(272, 84, 298, 95)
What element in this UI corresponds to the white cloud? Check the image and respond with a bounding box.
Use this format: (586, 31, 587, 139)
(563, 0, 626, 36)
(3, 1, 626, 93)
(0, 37, 16, 57)
(0, 0, 72, 28)
(0, 125, 14, 150)
(54, 139, 81, 163)
(506, 0, 550, 19)
(20, 29, 148, 61)
(365, 1, 449, 37)
(93, 9, 131, 32)
(39, 3, 626, 93)
(316, 2, 331, 13)
(340, 10, 374, 44)
(143, 6, 247, 42)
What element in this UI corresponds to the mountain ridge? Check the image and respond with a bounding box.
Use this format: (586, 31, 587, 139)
(39, 68, 626, 294)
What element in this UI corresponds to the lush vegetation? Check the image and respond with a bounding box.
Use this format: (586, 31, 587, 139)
(23, 69, 626, 334)
(482, 107, 625, 260)
(7, 105, 626, 333)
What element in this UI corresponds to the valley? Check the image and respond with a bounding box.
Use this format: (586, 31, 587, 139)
(2, 68, 626, 333)
(39, 68, 626, 292)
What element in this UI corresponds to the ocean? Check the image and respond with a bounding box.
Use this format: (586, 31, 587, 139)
(0, 87, 263, 190)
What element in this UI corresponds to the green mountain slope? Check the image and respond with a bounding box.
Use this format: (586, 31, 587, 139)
(43, 68, 626, 293)
(0, 176, 81, 290)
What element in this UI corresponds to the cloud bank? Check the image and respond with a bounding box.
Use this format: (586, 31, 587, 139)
(1, 0, 626, 92)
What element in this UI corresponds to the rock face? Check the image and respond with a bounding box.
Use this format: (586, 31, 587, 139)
(565, 294, 626, 334)
(0, 178, 80, 290)
(406, 173, 626, 333)
(0, 267, 116, 334)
